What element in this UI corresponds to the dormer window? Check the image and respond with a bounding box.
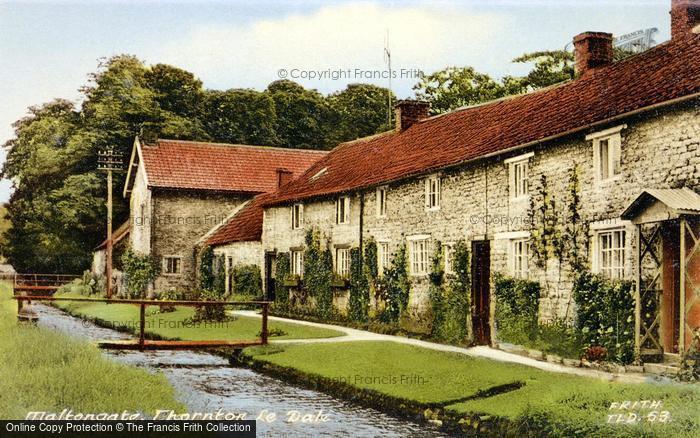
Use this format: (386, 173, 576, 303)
(587, 125, 626, 183)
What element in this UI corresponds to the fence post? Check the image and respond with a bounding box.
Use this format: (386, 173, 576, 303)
(261, 303, 269, 345)
(139, 303, 145, 351)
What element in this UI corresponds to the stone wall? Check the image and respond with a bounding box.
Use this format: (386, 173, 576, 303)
(262, 101, 700, 325)
(128, 163, 152, 254)
(151, 190, 248, 291)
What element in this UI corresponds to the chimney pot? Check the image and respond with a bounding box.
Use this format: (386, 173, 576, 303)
(671, 0, 700, 40)
(395, 100, 430, 132)
(573, 32, 614, 77)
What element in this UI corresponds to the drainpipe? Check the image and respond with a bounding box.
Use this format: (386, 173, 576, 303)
(359, 193, 365, 270)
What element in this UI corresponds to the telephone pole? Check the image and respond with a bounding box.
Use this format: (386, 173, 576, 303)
(98, 147, 124, 298)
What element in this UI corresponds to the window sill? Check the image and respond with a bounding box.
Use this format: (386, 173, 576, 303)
(595, 175, 622, 186)
(425, 207, 441, 212)
(510, 195, 529, 204)
(162, 273, 182, 277)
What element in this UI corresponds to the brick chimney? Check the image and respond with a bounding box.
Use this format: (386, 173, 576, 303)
(671, 0, 700, 40)
(277, 169, 293, 188)
(395, 100, 430, 132)
(573, 32, 613, 77)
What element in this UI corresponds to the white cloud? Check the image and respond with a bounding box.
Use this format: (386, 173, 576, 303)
(157, 2, 510, 96)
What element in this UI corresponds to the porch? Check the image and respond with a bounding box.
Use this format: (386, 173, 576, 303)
(621, 188, 700, 363)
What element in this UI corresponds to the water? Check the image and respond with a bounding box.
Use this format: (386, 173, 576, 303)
(34, 305, 442, 437)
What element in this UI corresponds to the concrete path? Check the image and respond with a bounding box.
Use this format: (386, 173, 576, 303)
(233, 310, 653, 384)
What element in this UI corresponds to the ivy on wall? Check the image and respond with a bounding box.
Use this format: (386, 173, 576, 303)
(121, 248, 159, 298)
(212, 254, 226, 296)
(528, 174, 563, 269)
(563, 165, 589, 271)
(348, 247, 369, 322)
(494, 272, 541, 345)
(377, 242, 410, 323)
(429, 240, 472, 344)
(303, 229, 333, 319)
(274, 252, 290, 309)
(199, 246, 215, 291)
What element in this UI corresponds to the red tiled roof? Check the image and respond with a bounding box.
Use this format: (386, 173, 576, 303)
(140, 140, 327, 193)
(206, 193, 273, 246)
(265, 34, 700, 206)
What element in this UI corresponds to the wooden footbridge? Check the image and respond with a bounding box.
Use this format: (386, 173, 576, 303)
(9, 274, 270, 351)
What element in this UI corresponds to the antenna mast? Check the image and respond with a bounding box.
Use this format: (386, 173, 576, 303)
(384, 30, 392, 127)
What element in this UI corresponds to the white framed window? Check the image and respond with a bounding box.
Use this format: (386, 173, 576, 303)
(376, 187, 387, 217)
(597, 229, 626, 280)
(163, 256, 182, 275)
(291, 250, 304, 278)
(336, 196, 350, 224)
(291, 203, 303, 230)
(408, 236, 431, 276)
(510, 239, 530, 279)
(335, 248, 351, 278)
(425, 176, 441, 210)
(587, 125, 625, 183)
(443, 243, 455, 275)
(377, 241, 390, 276)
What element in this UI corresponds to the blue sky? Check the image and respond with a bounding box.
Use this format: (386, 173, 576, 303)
(0, 0, 672, 203)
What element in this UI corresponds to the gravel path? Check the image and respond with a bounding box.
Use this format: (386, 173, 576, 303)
(233, 310, 651, 384)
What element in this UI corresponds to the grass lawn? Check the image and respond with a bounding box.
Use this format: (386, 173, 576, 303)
(53, 289, 343, 341)
(0, 282, 184, 418)
(245, 341, 700, 437)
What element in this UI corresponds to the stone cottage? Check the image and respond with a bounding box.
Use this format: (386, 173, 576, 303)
(258, 0, 700, 359)
(122, 137, 326, 291)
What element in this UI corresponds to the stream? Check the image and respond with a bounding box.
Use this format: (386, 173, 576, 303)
(34, 304, 442, 437)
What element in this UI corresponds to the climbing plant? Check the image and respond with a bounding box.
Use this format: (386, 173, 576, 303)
(348, 247, 369, 322)
(199, 245, 215, 291)
(378, 242, 410, 323)
(364, 238, 378, 280)
(528, 174, 564, 269)
(303, 229, 333, 319)
(274, 252, 291, 309)
(563, 165, 589, 271)
(429, 240, 472, 344)
(212, 254, 226, 296)
(231, 264, 262, 297)
(121, 248, 159, 298)
(494, 272, 541, 345)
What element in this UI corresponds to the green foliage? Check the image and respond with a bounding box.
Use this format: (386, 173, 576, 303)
(573, 271, 635, 364)
(494, 273, 541, 345)
(302, 229, 333, 319)
(120, 248, 158, 298)
(528, 174, 564, 269)
(80, 270, 105, 296)
(327, 83, 395, 140)
(563, 166, 589, 271)
(211, 254, 226, 296)
(363, 238, 378, 281)
(377, 243, 410, 323)
(231, 264, 262, 297)
(348, 247, 369, 322)
(199, 245, 215, 291)
(431, 240, 472, 344)
(679, 329, 700, 381)
(274, 252, 291, 309)
(202, 88, 279, 145)
(192, 289, 227, 322)
(414, 66, 521, 115)
(512, 50, 575, 89)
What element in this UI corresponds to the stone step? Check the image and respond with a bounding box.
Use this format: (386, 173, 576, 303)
(643, 362, 680, 376)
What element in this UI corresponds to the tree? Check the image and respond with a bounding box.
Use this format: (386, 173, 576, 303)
(327, 83, 395, 142)
(413, 66, 516, 115)
(512, 50, 575, 89)
(266, 80, 333, 149)
(202, 89, 279, 145)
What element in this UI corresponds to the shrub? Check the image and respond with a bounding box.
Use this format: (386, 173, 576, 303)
(121, 248, 159, 298)
(199, 245, 215, 290)
(348, 247, 369, 322)
(212, 254, 226, 296)
(80, 270, 105, 296)
(231, 264, 262, 297)
(431, 240, 471, 344)
(377, 243, 409, 323)
(573, 271, 635, 364)
(156, 289, 184, 313)
(303, 229, 333, 319)
(192, 289, 227, 322)
(274, 253, 291, 309)
(678, 329, 700, 381)
(494, 273, 541, 345)
(584, 345, 608, 362)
